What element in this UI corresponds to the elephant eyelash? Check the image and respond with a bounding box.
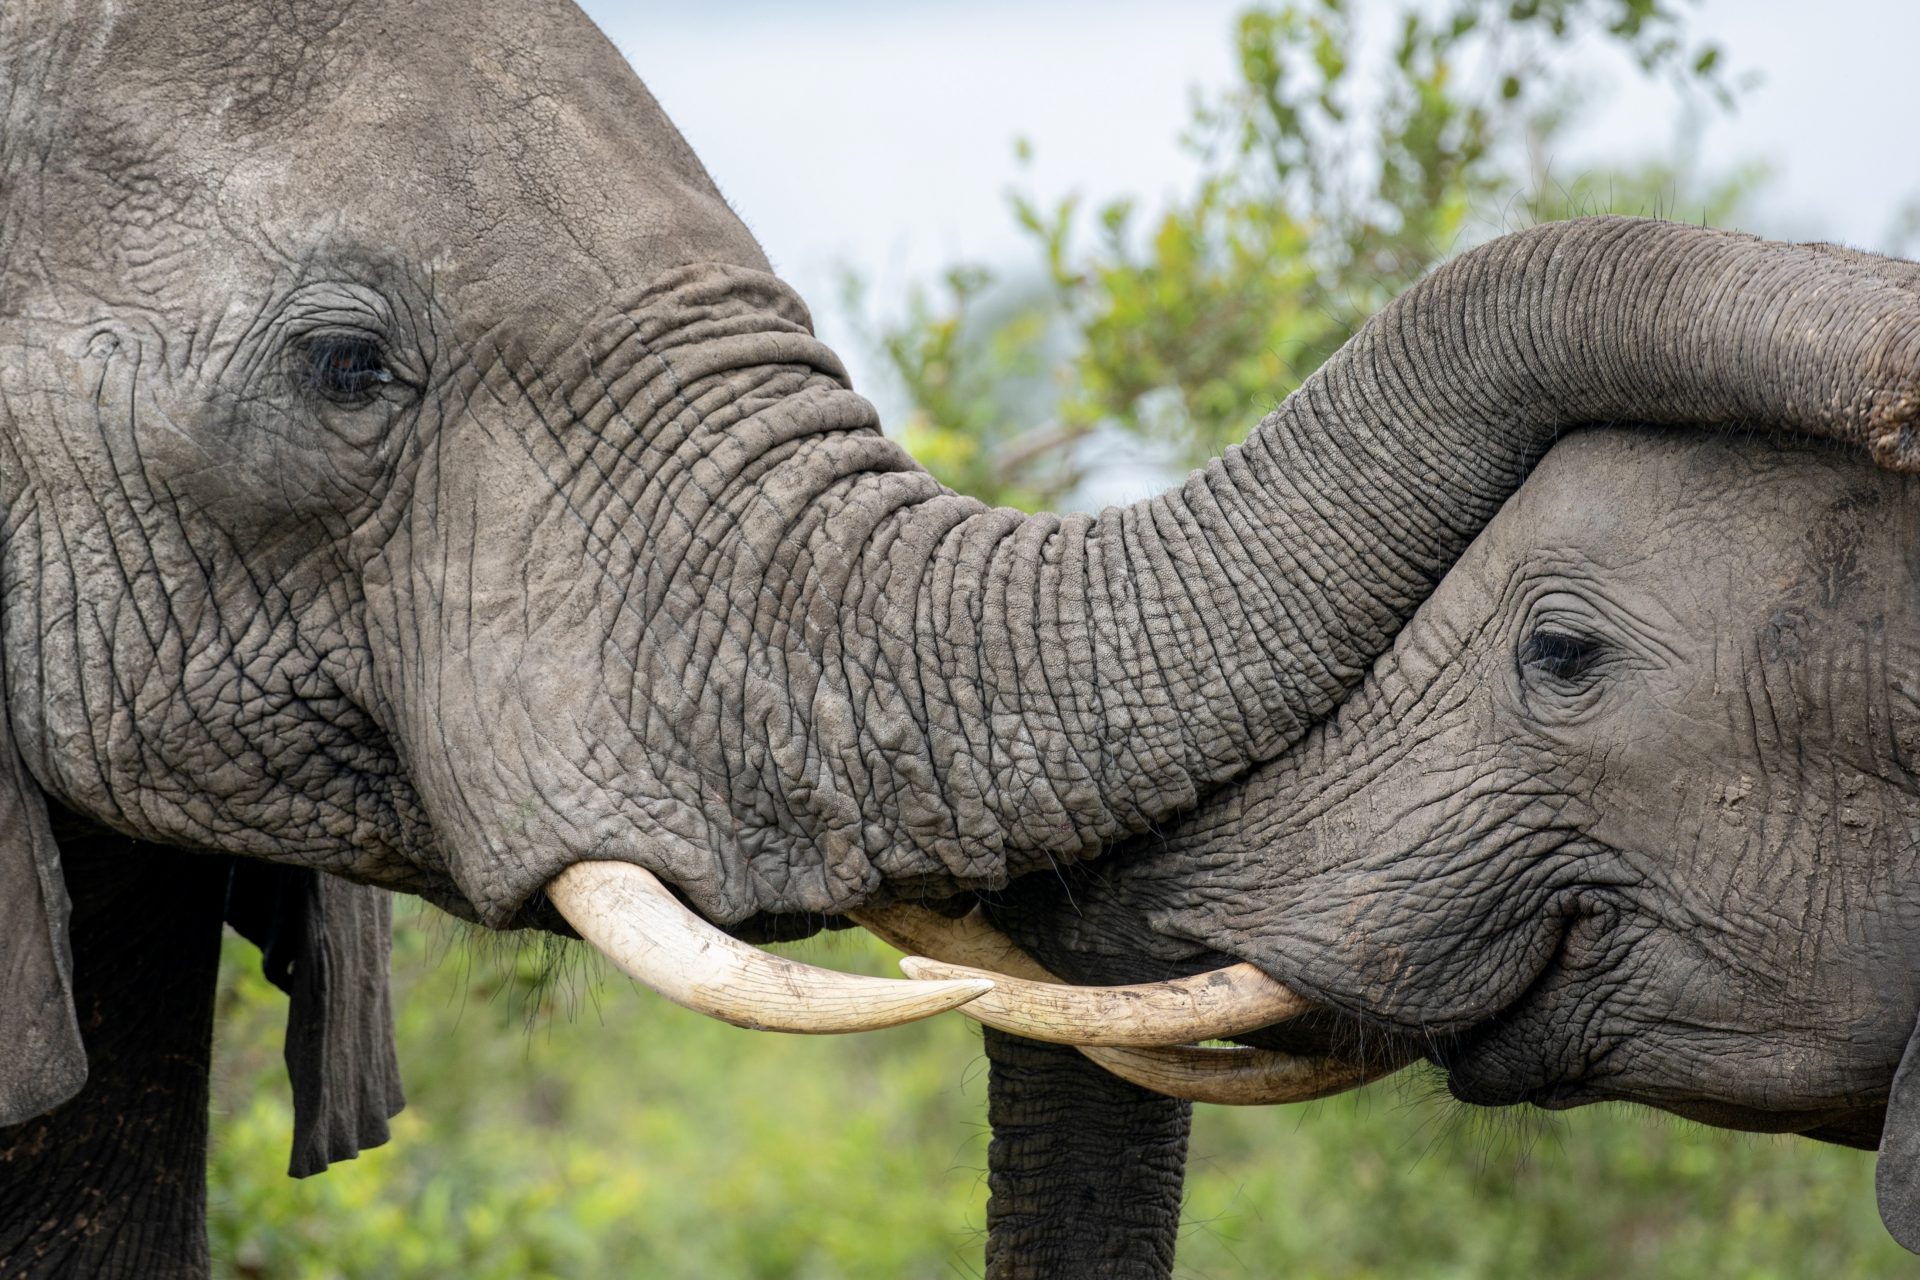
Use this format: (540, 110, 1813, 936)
(293, 334, 397, 405)
(1520, 628, 1607, 683)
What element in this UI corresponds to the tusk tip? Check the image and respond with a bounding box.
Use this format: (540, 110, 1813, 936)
(882, 972, 996, 1013)
(547, 861, 992, 1033)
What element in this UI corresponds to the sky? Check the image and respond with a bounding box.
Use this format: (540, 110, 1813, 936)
(580, 1, 1920, 426)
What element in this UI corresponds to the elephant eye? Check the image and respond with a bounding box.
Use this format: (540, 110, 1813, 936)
(1521, 628, 1606, 683)
(295, 334, 396, 405)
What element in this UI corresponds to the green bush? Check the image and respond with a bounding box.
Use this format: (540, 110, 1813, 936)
(869, 0, 1757, 511)
(209, 912, 1905, 1278)
(211, 915, 994, 1280)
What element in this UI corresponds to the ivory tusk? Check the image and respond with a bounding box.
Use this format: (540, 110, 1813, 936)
(897, 956, 1311, 1048)
(545, 861, 993, 1034)
(1078, 1043, 1402, 1106)
(847, 901, 1056, 982)
(857, 901, 1402, 1103)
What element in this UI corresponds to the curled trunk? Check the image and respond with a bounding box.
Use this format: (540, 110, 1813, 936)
(698, 217, 1920, 924)
(801, 219, 1915, 912)
(418, 218, 1920, 931)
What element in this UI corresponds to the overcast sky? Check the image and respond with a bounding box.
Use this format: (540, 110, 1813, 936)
(579, 1, 1920, 422)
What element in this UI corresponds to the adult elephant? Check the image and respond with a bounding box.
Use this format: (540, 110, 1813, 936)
(2, 0, 1918, 1275)
(924, 423, 1920, 1267)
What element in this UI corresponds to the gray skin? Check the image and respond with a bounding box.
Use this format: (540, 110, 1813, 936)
(991, 427, 1920, 1258)
(3, 1, 1920, 1275)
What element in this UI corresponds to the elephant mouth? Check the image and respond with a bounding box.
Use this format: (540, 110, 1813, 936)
(1427, 1032, 1571, 1109)
(1436, 1028, 1890, 1146)
(1415, 953, 1879, 1136)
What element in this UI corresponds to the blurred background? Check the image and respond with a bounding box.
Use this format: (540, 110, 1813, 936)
(207, 2, 1920, 1275)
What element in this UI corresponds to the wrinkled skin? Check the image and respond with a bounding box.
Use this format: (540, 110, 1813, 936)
(6, 0, 1920, 1275)
(994, 429, 1920, 1241)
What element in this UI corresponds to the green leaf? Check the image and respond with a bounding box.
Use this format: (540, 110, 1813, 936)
(862, 0, 1758, 507)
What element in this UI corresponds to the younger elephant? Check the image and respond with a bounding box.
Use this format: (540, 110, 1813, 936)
(949, 427, 1920, 1255)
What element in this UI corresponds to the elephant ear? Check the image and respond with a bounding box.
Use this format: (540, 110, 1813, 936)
(0, 690, 85, 1125)
(227, 862, 406, 1177)
(1877, 1013, 1920, 1252)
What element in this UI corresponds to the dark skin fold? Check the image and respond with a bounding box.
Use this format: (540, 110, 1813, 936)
(991, 428, 1920, 1250)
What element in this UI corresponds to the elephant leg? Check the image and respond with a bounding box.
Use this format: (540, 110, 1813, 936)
(983, 1027, 1192, 1280)
(0, 838, 227, 1279)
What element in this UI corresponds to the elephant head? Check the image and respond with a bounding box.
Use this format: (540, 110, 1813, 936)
(5, 0, 1920, 1269)
(958, 425, 1920, 1249)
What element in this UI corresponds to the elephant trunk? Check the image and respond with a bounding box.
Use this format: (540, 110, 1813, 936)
(381, 219, 1920, 937)
(981, 1027, 1190, 1280)
(819, 217, 1920, 905)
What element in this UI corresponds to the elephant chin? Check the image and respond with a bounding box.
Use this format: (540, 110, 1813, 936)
(1516, 1087, 1885, 1151)
(1647, 1098, 1883, 1143)
(1426, 1008, 1892, 1149)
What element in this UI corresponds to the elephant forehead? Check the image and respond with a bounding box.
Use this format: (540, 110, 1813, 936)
(34, 0, 764, 317)
(1501, 430, 1918, 593)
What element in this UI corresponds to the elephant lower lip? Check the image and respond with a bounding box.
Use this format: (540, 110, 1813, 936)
(1429, 1028, 1574, 1108)
(1645, 1097, 1880, 1136)
(1527, 1083, 1598, 1111)
(1441, 1067, 1546, 1108)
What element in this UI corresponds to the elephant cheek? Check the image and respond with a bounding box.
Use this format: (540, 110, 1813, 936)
(1128, 694, 1572, 1033)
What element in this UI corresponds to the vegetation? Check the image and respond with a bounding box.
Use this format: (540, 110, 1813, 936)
(209, 3, 1907, 1276)
(210, 912, 1905, 1279)
(868, 0, 1757, 509)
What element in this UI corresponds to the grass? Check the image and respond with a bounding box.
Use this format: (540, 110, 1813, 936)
(206, 904, 1905, 1279)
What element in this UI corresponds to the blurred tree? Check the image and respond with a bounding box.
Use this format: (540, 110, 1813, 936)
(871, 0, 1761, 510)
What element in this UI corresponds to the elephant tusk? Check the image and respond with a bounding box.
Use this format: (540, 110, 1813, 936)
(896, 956, 1310, 1048)
(874, 900, 1312, 1048)
(1077, 1043, 1404, 1106)
(847, 901, 1057, 982)
(856, 902, 1401, 1103)
(545, 862, 993, 1033)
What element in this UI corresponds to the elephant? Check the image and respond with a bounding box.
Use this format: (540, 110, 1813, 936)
(4, 0, 1920, 1275)
(931, 422, 1920, 1269)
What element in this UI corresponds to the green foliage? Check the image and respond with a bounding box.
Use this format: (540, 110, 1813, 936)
(879, 0, 1758, 508)
(210, 915, 995, 1279)
(208, 915, 1908, 1278)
